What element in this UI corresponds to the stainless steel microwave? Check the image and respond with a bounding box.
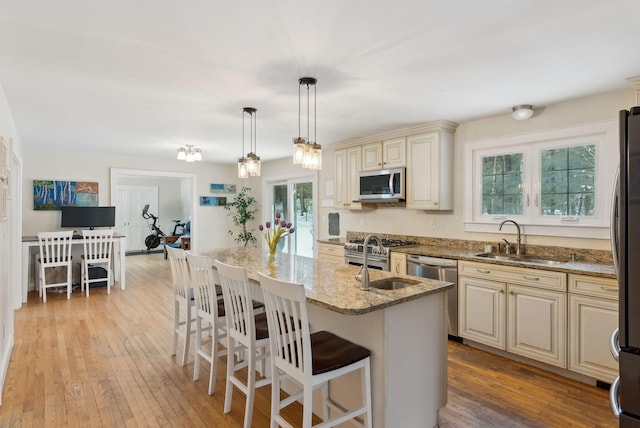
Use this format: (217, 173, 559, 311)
(357, 168, 405, 202)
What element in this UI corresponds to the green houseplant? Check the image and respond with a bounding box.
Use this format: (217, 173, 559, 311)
(224, 186, 257, 246)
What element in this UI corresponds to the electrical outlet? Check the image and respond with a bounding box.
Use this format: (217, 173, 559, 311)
(429, 219, 436, 229)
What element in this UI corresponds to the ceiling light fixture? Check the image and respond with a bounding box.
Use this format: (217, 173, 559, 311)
(177, 144, 202, 162)
(238, 107, 260, 178)
(292, 77, 322, 170)
(512, 105, 534, 121)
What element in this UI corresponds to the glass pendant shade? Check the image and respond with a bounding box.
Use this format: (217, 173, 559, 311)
(237, 157, 249, 178)
(293, 137, 307, 164)
(194, 149, 202, 161)
(308, 143, 322, 170)
(177, 148, 187, 160)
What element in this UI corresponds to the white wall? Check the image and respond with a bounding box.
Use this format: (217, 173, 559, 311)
(23, 149, 251, 251)
(317, 89, 636, 251)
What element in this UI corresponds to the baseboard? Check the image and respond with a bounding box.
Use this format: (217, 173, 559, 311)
(0, 332, 14, 405)
(125, 249, 163, 256)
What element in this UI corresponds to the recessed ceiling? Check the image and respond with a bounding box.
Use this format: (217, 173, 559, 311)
(1, 0, 639, 163)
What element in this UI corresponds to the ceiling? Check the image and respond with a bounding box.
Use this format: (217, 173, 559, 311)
(1, 0, 640, 164)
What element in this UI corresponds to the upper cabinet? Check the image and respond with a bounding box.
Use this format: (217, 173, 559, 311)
(333, 120, 457, 210)
(362, 138, 406, 171)
(335, 147, 367, 210)
(406, 128, 455, 210)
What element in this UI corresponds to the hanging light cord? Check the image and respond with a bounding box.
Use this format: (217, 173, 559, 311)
(313, 83, 317, 143)
(241, 110, 245, 156)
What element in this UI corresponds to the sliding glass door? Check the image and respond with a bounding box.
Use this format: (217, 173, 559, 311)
(265, 177, 315, 258)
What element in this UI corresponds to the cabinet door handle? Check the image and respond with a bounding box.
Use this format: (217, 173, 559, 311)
(500, 289, 505, 294)
(476, 269, 491, 274)
(601, 286, 618, 292)
(509, 291, 515, 295)
(523, 275, 540, 281)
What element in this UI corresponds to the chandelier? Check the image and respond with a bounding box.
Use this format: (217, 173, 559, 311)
(238, 107, 260, 178)
(177, 144, 202, 162)
(292, 77, 322, 170)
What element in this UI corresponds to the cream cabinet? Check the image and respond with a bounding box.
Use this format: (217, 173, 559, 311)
(406, 131, 454, 210)
(507, 284, 566, 368)
(459, 261, 567, 367)
(390, 252, 407, 275)
(318, 243, 345, 266)
(568, 274, 619, 382)
(459, 275, 506, 349)
(361, 138, 406, 171)
(334, 147, 368, 210)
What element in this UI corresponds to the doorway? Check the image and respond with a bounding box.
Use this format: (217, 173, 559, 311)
(265, 177, 316, 258)
(110, 168, 197, 252)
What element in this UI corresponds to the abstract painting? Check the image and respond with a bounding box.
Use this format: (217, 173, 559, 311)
(200, 196, 226, 206)
(33, 180, 99, 210)
(210, 183, 236, 194)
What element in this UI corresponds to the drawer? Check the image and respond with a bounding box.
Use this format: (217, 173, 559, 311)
(459, 260, 566, 291)
(568, 274, 618, 300)
(318, 254, 345, 265)
(318, 243, 344, 257)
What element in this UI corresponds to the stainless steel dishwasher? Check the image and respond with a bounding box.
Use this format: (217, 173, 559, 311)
(407, 254, 459, 338)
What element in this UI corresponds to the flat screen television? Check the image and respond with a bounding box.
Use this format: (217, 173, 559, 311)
(60, 206, 116, 229)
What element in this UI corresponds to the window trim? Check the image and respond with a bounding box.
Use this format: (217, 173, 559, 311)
(463, 120, 618, 239)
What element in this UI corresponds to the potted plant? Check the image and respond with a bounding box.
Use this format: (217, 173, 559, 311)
(224, 186, 257, 246)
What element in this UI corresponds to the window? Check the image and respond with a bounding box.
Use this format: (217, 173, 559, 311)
(540, 145, 595, 217)
(464, 121, 617, 239)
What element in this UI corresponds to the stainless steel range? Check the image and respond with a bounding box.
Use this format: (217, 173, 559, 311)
(344, 238, 417, 271)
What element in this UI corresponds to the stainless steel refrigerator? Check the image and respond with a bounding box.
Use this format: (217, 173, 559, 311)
(611, 106, 640, 427)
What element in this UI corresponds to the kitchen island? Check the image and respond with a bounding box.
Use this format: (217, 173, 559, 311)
(202, 247, 453, 428)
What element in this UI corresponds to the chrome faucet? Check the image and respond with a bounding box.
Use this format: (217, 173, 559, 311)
(498, 219, 522, 255)
(356, 234, 383, 291)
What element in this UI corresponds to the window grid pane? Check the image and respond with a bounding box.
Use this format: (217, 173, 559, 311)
(540, 145, 595, 216)
(481, 153, 523, 215)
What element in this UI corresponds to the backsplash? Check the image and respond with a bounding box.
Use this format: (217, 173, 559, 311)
(346, 231, 614, 265)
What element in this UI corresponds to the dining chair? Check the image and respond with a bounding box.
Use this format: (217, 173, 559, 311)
(37, 231, 74, 302)
(258, 272, 372, 428)
(214, 259, 271, 428)
(185, 252, 227, 395)
(80, 229, 114, 296)
(167, 245, 196, 366)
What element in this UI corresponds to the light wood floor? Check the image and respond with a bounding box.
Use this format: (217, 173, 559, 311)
(1, 252, 617, 427)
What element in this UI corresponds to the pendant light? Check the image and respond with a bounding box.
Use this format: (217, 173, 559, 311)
(244, 108, 261, 177)
(238, 107, 260, 178)
(292, 77, 322, 169)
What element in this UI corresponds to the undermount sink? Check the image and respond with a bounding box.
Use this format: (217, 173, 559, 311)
(475, 253, 564, 266)
(369, 277, 421, 290)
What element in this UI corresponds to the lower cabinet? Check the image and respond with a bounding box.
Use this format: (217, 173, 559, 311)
(459, 261, 567, 368)
(507, 284, 566, 368)
(317, 243, 345, 265)
(459, 275, 506, 349)
(568, 274, 619, 383)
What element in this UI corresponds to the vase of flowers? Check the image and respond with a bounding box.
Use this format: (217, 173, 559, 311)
(259, 212, 295, 257)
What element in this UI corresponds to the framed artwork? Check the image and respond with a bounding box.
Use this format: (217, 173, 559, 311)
(33, 180, 99, 210)
(200, 196, 227, 206)
(210, 183, 236, 194)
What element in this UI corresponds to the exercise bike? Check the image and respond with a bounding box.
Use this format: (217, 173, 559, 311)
(142, 204, 165, 250)
(142, 205, 186, 251)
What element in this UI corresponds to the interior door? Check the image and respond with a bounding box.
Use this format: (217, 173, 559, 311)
(116, 186, 158, 252)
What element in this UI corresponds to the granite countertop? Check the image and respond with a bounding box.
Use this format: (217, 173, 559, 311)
(317, 237, 615, 278)
(392, 245, 616, 279)
(317, 237, 347, 246)
(201, 247, 452, 315)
